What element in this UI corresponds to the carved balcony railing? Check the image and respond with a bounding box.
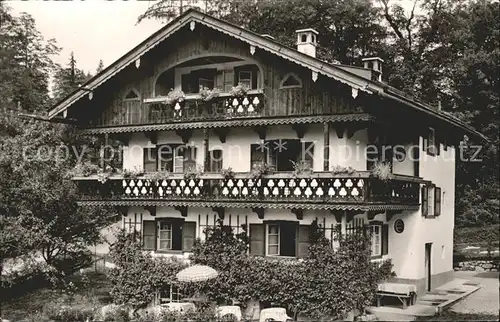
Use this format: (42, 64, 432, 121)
(92, 91, 265, 127)
(74, 172, 420, 205)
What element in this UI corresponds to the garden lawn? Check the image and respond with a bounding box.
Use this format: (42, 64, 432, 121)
(2, 271, 113, 322)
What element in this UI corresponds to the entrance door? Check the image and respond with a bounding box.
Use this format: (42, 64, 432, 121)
(425, 243, 432, 291)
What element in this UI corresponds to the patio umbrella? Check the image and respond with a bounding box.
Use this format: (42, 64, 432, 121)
(176, 264, 218, 282)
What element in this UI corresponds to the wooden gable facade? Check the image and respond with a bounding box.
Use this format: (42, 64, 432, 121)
(69, 25, 366, 129)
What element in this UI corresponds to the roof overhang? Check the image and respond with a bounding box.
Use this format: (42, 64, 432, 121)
(48, 9, 487, 142)
(48, 9, 380, 119)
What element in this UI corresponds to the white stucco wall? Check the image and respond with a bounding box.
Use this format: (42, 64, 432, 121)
(385, 137, 455, 281)
(122, 124, 369, 173)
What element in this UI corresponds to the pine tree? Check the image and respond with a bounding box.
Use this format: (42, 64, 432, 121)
(52, 52, 88, 100)
(96, 59, 104, 73)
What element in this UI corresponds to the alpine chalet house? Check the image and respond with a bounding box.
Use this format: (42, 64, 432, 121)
(48, 10, 485, 298)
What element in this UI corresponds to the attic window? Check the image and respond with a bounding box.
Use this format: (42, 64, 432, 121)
(280, 73, 302, 89)
(124, 89, 140, 100)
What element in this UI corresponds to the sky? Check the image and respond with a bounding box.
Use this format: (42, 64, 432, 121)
(8, 0, 418, 75)
(9, 0, 165, 74)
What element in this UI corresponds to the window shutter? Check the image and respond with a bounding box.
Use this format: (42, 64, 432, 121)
(381, 224, 389, 255)
(421, 186, 429, 216)
(182, 222, 196, 252)
(297, 225, 310, 258)
(435, 187, 442, 216)
(171, 219, 184, 251)
(249, 224, 265, 256)
(143, 147, 158, 172)
(280, 222, 297, 257)
(143, 220, 156, 250)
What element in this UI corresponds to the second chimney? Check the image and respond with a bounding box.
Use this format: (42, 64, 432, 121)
(296, 28, 318, 58)
(362, 57, 384, 82)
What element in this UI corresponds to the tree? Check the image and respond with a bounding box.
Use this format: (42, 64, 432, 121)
(0, 3, 59, 111)
(0, 4, 114, 280)
(52, 52, 89, 101)
(96, 59, 104, 73)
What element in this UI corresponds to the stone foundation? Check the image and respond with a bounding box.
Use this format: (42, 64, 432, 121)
(455, 260, 499, 272)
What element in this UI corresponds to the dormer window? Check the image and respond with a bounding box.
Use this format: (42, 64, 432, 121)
(301, 34, 307, 42)
(280, 73, 302, 89)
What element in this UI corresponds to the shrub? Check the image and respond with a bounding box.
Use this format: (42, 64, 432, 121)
(189, 220, 393, 320)
(44, 304, 95, 322)
(108, 231, 187, 310)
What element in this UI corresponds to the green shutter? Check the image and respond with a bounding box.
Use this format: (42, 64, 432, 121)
(143, 220, 156, 250)
(421, 186, 429, 216)
(182, 222, 196, 252)
(250, 224, 265, 256)
(435, 187, 442, 216)
(381, 224, 389, 255)
(297, 225, 311, 258)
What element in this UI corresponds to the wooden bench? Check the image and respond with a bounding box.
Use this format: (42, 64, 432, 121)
(376, 283, 417, 309)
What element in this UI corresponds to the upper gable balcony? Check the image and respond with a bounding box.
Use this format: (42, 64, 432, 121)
(88, 54, 364, 129)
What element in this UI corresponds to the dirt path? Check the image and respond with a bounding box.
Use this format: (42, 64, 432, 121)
(451, 271, 499, 315)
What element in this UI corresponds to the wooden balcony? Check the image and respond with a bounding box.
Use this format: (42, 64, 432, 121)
(92, 91, 264, 127)
(74, 172, 420, 207)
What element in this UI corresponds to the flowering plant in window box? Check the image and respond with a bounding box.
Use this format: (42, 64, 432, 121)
(199, 87, 221, 102)
(291, 159, 313, 177)
(370, 162, 393, 181)
(97, 165, 115, 184)
(330, 165, 356, 175)
(184, 163, 202, 180)
(220, 167, 235, 180)
(146, 171, 170, 182)
(229, 83, 250, 97)
(121, 167, 144, 179)
(163, 89, 186, 105)
(250, 161, 274, 180)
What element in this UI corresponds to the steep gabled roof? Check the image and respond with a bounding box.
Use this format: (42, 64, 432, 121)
(48, 9, 486, 141)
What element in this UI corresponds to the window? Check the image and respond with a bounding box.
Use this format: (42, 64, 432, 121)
(158, 222, 173, 250)
(157, 144, 197, 173)
(369, 223, 388, 258)
(265, 222, 296, 257)
(234, 65, 258, 89)
(238, 71, 252, 88)
(142, 219, 196, 252)
(422, 185, 441, 217)
(267, 224, 280, 256)
(280, 73, 302, 89)
(181, 68, 216, 93)
(250, 222, 309, 258)
(209, 149, 223, 172)
(143, 147, 158, 172)
(370, 225, 382, 257)
(250, 140, 314, 172)
(426, 127, 437, 156)
(158, 284, 182, 304)
(301, 34, 307, 42)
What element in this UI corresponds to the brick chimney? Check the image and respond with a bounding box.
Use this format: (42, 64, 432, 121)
(362, 57, 384, 82)
(295, 28, 318, 58)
